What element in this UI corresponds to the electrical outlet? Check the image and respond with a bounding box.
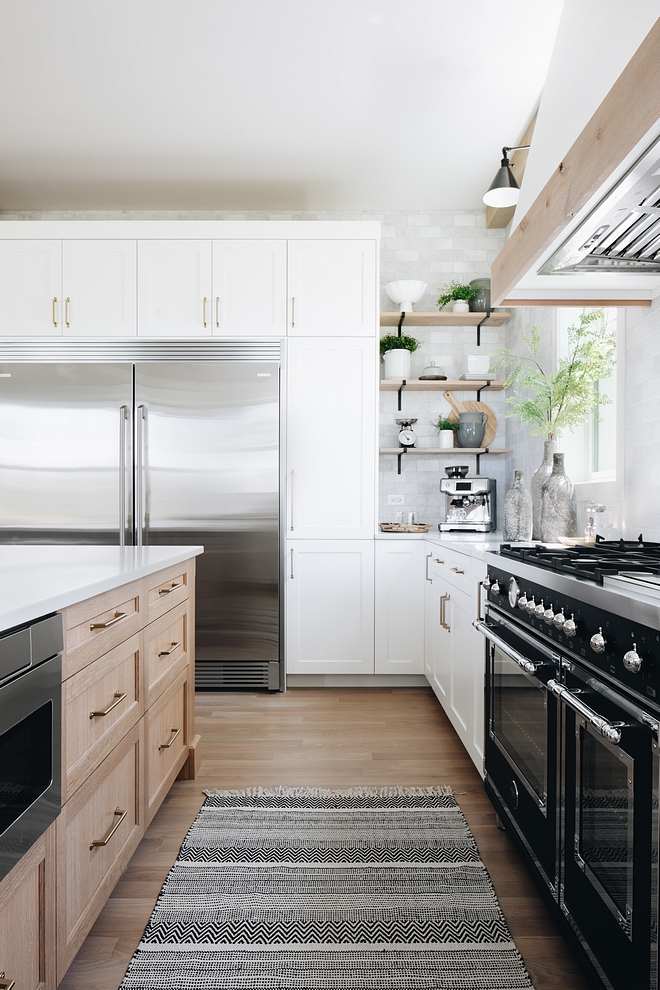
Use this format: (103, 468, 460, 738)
(388, 495, 405, 505)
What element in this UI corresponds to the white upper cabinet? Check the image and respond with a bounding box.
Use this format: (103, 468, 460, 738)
(287, 240, 377, 336)
(137, 240, 212, 337)
(0, 240, 61, 336)
(212, 240, 286, 336)
(62, 241, 136, 336)
(286, 336, 376, 539)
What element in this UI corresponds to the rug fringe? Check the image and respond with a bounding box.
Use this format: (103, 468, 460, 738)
(203, 784, 454, 798)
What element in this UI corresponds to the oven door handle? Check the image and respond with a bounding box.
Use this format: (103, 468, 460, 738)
(547, 678, 622, 745)
(473, 619, 544, 675)
(483, 608, 562, 664)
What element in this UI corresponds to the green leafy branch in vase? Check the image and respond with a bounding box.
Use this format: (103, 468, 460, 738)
(492, 309, 616, 440)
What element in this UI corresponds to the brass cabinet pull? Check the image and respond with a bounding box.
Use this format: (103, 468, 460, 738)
(425, 553, 432, 582)
(439, 593, 451, 631)
(215, 296, 219, 327)
(158, 641, 181, 657)
(90, 807, 127, 850)
(451, 566, 465, 575)
(52, 296, 58, 327)
(89, 691, 127, 719)
(90, 610, 128, 631)
(158, 727, 181, 751)
(434, 558, 444, 564)
(158, 582, 181, 596)
(0, 974, 16, 990)
(203, 296, 207, 327)
(65, 296, 70, 327)
(291, 296, 295, 327)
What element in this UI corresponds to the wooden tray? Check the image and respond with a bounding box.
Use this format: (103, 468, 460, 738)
(379, 523, 431, 533)
(444, 390, 497, 448)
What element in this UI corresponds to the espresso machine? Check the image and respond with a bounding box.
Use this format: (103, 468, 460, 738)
(439, 465, 496, 532)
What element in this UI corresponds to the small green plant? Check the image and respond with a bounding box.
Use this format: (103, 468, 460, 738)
(492, 309, 616, 440)
(436, 280, 478, 309)
(433, 416, 458, 432)
(379, 333, 421, 357)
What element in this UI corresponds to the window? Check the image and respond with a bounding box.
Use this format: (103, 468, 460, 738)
(557, 307, 623, 499)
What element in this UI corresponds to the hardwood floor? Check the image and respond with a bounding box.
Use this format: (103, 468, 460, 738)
(59, 687, 589, 990)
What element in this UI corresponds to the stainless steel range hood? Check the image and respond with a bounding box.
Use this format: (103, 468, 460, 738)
(540, 133, 660, 276)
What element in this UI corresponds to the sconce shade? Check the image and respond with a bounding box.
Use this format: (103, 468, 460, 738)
(483, 161, 521, 208)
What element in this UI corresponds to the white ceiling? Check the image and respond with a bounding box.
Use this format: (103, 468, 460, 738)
(0, 0, 564, 212)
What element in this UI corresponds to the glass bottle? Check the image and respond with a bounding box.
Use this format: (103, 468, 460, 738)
(531, 439, 557, 540)
(503, 470, 533, 541)
(540, 453, 577, 542)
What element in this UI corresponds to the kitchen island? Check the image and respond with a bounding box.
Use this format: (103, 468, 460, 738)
(0, 544, 202, 989)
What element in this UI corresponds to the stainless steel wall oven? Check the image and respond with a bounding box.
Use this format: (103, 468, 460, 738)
(0, 614, 62, 882)
(478, 541, 660, 990)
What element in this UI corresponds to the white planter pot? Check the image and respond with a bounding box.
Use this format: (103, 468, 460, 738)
(438, 430, 455, 449)
(452, 300, 470, 313)
(383, 349, 411, 379)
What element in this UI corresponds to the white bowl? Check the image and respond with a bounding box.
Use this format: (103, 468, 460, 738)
(385, 280, 428, 312)
(466, 354, 491, 375)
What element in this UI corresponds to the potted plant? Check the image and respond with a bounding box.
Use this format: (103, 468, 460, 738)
(493, 309, 616, 538)
(436, 280, 478, 313)
(432, 415, 458, 449)
(380, 332, 421, 379)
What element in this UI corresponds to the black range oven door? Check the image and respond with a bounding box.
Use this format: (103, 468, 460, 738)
(479, 605, 561, 897)
(557, 662, 658, 990)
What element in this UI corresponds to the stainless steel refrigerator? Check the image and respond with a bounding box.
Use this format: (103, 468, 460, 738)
(0, 349, 281, 690)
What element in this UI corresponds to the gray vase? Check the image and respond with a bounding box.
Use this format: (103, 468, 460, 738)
(531, 439, 556, 540)
(540, 453, 577, 542)
(456, 411, 487, 448)
(503, 470, 533, 541)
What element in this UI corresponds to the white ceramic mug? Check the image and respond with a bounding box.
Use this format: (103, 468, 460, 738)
(397, 511, 417, 526)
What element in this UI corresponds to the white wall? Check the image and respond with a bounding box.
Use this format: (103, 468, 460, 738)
(512, 1, 659, 228)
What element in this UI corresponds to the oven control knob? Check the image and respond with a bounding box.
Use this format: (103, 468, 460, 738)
(563, 614, 577, 638)
(518, 592, 528, 610)
(534, 599, 545, 619)
(483, 575, 492, 590)
(508, 577, 520, 608)
(543, 604, 555, 625)
(526, 597, 536, 614)
(590, 627, 606, 654)
(553, 608, 566, 631)
(623, 643, 642, 674)
(491, 580, 501, 596)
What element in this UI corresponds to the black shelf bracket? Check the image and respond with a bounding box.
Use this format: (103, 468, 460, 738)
(476, 308, 492, 347)
(397, 378, 407, 411)
(475, 379, 491, 402)
(397, 311, 406, 336)
(397, 447, 408, 475)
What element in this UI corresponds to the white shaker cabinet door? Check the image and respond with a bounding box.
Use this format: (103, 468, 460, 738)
(62, 240, 136, 336)
(430, 579, 451, 702)
(0, 240, 61, 336)
(375, 540, 425, 674)
(287, 240, 377, 336)
(286, 540, 374, 674)
(286, 337, 376, 539)
(138, 240, 212, 336)
(212, 240, 286, 336)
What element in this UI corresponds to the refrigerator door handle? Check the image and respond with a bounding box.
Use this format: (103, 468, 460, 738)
(119, 405, 129, 547)
(136, 404, 146, 548)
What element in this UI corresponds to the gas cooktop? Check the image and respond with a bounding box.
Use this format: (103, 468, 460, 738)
(498, 535, 660, 585)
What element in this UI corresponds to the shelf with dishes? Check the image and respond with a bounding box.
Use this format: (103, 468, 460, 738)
(380, 311, 510, 327)
(380, 379, 505, 392)
(380, 447, 509, 456)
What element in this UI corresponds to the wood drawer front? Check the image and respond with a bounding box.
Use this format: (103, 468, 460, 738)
(64, 633, 142, 801)
(146, 560, 192, 624)
(58, 722, 143, 980)
(144, 601, 188, 706)
(0, 823, 56, 990)
(63, 579, 142, 679)
(146, 669, 188, 823)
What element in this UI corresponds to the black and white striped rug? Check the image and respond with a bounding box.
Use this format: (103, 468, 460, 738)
(121, 786, 534, 988)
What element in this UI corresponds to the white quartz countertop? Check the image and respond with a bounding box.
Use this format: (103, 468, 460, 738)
(0, 545, 204, 632)
(377, 530, 503, 559)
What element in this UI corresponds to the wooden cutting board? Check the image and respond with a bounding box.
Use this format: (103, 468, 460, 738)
(444, 391, 497, 448)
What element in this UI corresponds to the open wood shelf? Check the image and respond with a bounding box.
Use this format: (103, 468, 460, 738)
(380, 378, 505, 392)
(380, 447, 510, 456)
(380, 311, 510, 327)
